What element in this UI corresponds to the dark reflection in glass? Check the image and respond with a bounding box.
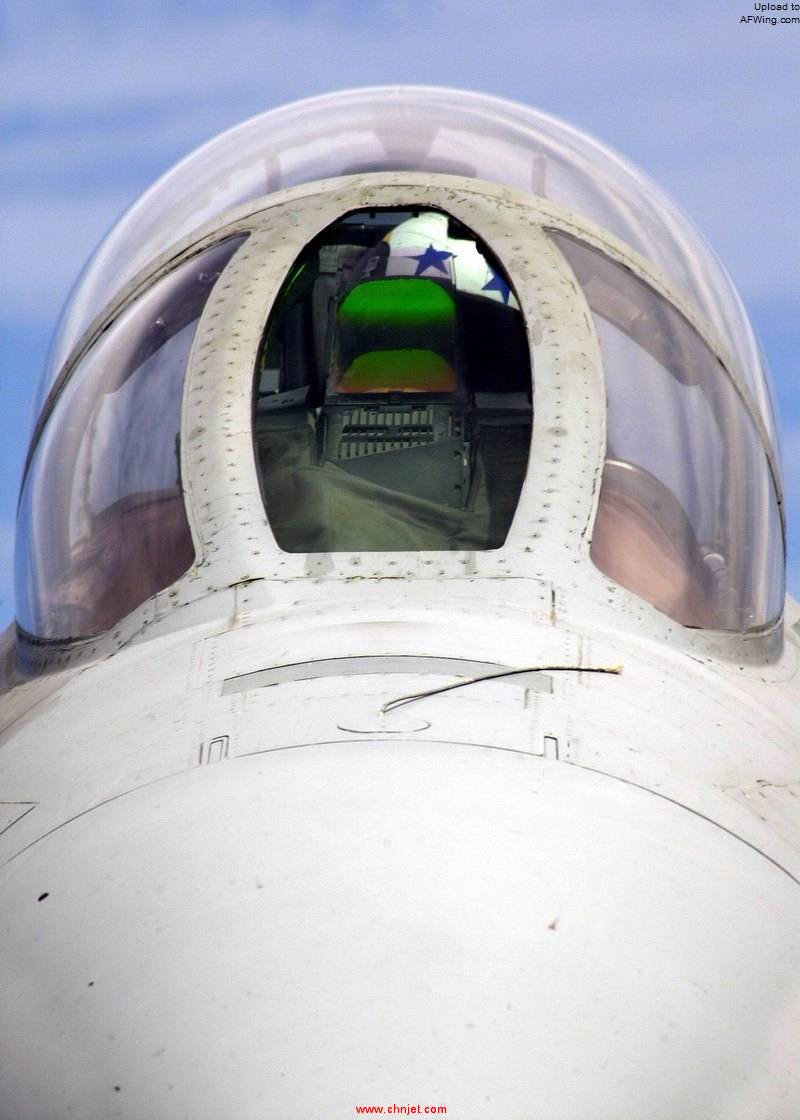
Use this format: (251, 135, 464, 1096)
(16, 235, 247, 642)
(254, 210, 532, 552)
(551, 231, 783, 631)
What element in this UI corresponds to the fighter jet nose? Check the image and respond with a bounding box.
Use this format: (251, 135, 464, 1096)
(3, 741, 797, 1118)
(5, 86, 797, 1120)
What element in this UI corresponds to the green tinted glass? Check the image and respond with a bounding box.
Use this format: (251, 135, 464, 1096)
(336, 278, 456, 394)
(339, 278, 454, 326)
(339, 350, 455, 394)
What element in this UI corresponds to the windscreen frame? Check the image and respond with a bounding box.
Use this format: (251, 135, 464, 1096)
(9, 172, 784, 687)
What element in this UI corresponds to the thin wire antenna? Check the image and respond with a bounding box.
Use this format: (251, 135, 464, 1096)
(381, 664, 623, 714)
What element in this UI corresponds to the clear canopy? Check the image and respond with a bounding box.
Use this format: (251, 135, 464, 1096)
(36, 88, 777, 450)
(552, 232, 783, 631)
(16, 236, 246, 642)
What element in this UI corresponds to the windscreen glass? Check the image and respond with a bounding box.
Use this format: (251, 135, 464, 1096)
(38, 88, 777, 452)
(15, 235, 247, 642)
(551, 232, 783, 631)
(255, 210, 532, 552)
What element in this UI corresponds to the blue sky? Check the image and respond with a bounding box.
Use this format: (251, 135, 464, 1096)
(1, 0, 798, 625)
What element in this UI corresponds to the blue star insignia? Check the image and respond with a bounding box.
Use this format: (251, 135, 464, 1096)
(410, 244, 455, 276)
(482, 268, 511, 304)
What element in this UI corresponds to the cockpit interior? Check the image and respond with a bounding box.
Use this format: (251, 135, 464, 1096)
(254, 210, 532, 552)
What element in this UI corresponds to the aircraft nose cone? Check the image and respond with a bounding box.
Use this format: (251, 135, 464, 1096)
(2, 740, 798, 1119)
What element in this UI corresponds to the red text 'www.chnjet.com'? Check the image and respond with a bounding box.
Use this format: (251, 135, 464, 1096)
(355, 1107, 447, 1115)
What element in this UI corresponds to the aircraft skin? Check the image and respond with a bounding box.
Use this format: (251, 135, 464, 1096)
(0, 90, 798, 1119)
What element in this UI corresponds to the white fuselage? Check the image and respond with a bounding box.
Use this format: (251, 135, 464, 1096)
(1, 576, 798, 1119)
(2, 170, 798, 1119)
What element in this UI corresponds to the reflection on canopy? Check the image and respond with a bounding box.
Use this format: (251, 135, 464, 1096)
(16, 236, 247, 642)
(35, 88, 776, 449)
(551, 231, 783, 632)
